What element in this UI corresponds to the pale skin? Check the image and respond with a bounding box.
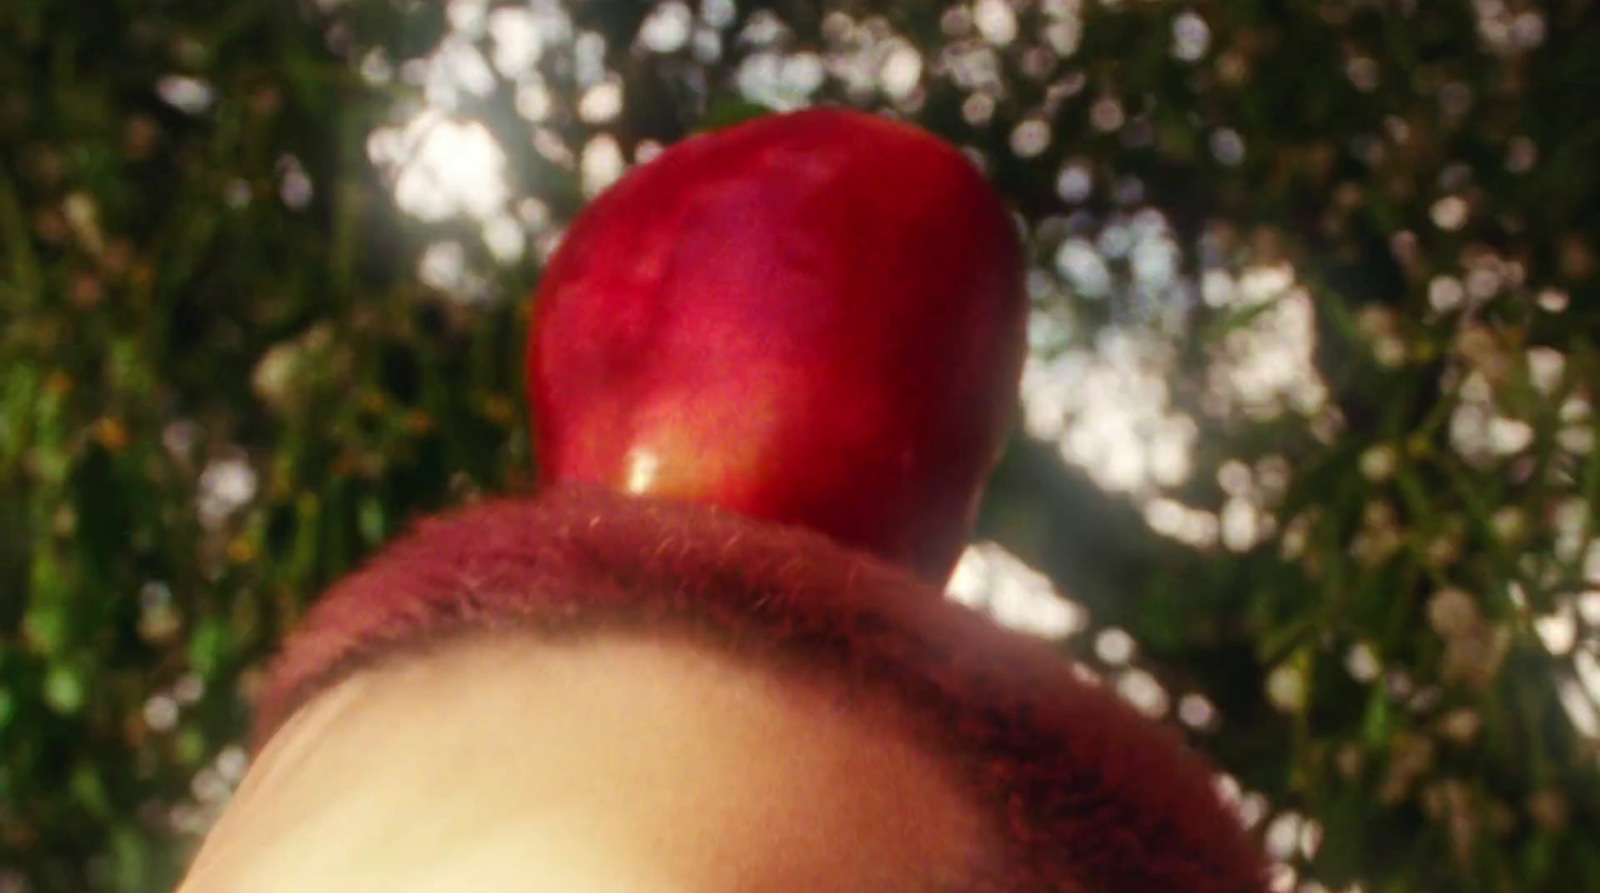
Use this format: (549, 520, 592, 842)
(176, 633, 995, 893)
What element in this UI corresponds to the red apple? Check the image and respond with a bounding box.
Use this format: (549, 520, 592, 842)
(527, 108, 1027, 583)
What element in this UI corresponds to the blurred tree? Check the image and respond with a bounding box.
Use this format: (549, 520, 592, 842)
(2, 1, 1597, 892)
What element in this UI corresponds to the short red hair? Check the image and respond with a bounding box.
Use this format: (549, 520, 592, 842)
(259, 482, 1267, 893)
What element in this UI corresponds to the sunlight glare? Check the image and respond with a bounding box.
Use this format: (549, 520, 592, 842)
(386, 113, 510, 222)
(946, 542, 1088, 639)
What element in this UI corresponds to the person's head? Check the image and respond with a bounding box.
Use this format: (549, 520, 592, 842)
(177, 106, 1266, 893)
(176, 483, 1266, 893)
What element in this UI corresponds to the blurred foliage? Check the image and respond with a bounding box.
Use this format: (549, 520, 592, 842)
(2, 1, 1599, 891)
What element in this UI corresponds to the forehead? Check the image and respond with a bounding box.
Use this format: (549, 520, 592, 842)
(178, 633, 996, 893)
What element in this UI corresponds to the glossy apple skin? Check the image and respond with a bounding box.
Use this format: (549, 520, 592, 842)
(527, 108, 1027, 584)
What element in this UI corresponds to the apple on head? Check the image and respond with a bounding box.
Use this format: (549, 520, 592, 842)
(174, 107, 1269, 893)
(527, 108, 1028, 584)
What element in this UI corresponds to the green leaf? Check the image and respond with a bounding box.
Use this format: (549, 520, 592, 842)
(188, 619, 232, 680)
(69, 763, 111, 819)
(1360, 683, 1391, 750)
(0, 688, 15, 732)
(695, 95, 777, 133)
(42, 663, 85, 715)
(358, 495, 385, 546)
(110, 825, 152, 893)
(21, 602, 68, 657)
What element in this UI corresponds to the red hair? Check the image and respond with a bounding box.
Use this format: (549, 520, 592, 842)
(259, 482, 1267, 893)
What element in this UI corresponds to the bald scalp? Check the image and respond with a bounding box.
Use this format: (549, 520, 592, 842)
(185, 635, 993, 893)
(258, 482, 1267, 893)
